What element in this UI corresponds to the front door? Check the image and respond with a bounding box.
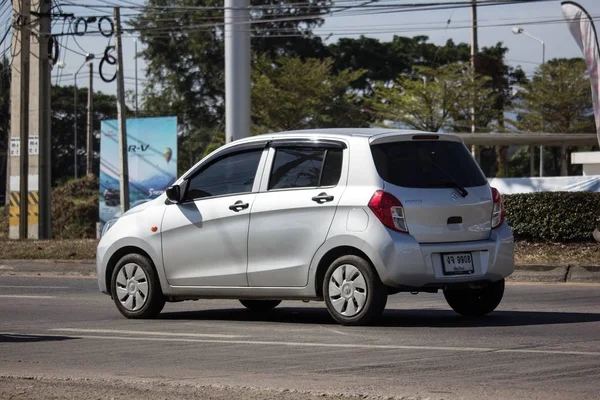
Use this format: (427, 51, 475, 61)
(161, 148, 265, 287)
(247, 142, 347, 287)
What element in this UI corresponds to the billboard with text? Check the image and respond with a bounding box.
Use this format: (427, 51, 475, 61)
(99, 116, 177, 232)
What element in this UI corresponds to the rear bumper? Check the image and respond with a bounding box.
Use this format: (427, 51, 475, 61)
(365, 221, 514, 288)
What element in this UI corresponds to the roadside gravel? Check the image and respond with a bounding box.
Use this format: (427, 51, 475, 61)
(0, 376, 424, 400)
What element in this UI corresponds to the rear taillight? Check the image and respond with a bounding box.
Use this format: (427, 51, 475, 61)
(491, 187, 504, 229)
(368, 190, 408, 233)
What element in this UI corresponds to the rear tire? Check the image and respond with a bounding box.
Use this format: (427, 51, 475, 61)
(323, 255, 387, 326)
(443, 279, 505, 317)
(240, 300, 281, 312)
(111, 253, 165, 319)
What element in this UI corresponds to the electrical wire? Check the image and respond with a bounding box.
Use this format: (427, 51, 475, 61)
(55, 36, 89, 56)
(58, 0, 560, 12)
(95, 14, 600, 40)
(46, 0, 582, 43)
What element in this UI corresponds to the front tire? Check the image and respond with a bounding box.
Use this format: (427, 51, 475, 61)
(239, 300, 281, 312)
(111, 253, 165, 319)
(323, 255, 387, 326)
(443, 279, 505, 317)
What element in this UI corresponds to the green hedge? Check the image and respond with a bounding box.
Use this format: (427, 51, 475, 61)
(504, 192, 600, 243)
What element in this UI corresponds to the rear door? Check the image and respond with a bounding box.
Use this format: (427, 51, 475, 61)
(247, 140, 347, 287)
(370, 136, 493, 243)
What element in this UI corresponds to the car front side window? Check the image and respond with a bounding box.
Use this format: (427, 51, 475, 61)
(184, 149, 263, 201)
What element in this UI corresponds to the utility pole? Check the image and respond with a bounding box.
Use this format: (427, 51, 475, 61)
(86, 61, 94, 175)
(470, 0, 480, 164)
(134, 38, 138, 119)
(73, 74, 77, 179)
(26, 0, 51, 239)
(225, 0, 250, 142)
(9, 0, 31, 239)
(37, 0, 52, 239)
(114, 7, 130, 213)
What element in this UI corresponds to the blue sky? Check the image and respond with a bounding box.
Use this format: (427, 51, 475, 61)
(52, 0, 600, 101)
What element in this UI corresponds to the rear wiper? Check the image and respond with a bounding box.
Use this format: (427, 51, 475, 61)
(428, 180, 469, 198)
(419, 154, 468, 198)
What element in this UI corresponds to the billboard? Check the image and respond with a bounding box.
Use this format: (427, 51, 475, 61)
(99, 116, 177, 232)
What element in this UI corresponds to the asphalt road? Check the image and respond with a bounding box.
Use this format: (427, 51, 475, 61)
(1, 276, 600, 400)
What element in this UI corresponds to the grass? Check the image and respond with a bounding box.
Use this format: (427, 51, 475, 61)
(0, 236, 598, 264)
(2, 201, 600, 264)
(514, 241, 600, 265)
(0, 238, 98, 260)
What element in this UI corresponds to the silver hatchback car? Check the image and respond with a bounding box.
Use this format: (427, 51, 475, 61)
(97, 129, 514, 325)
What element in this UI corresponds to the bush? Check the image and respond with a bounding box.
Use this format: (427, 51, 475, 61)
(504, 192, 600, 243)
(0, 176, 99, 240)
(51, 175, 99, 239)
(0, 206, 7, 239)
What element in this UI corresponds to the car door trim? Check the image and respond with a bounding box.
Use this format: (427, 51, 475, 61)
(269, 139, 347, 149)
(181, 141, 270, 182)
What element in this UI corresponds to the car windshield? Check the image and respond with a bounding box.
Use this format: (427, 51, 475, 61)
(370, 140, 487, 189)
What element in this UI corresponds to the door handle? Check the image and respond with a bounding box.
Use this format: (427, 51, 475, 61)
(312, 192, 334, 204)
(229, 201, 249, 212)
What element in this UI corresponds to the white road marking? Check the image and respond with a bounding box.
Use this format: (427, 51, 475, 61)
(2, 330, 598, 357)
(320, 326, 353, 336)
(0, 285, 69, 289)
(51, 328, 246, 339)
(497, 349, 600, 356)
(38, 332, 600, 356)
(0, 295, 56, 299)
(49, 333, 496, 351)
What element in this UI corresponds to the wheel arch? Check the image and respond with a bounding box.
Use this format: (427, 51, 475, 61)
(314, 245, 375, 300)
(105, 246, 155, 296)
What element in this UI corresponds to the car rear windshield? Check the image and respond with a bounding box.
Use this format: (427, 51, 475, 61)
(370, 140, 487, 188)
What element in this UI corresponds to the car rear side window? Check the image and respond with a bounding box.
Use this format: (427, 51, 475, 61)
(269, 148, 343, 190)
(370, 140, 486, 188)
(320, 149, 343, 187)
(184, 149, 263, 200)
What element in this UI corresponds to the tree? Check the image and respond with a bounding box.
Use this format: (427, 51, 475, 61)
(511, 58, 595, 175)
(134, 0, 331, 154)
(50, 86, 118, 185)
(251, 56, 366, 133)
(327, 36, 471, 94)
(512, 58, 594, 133)
(475, 44, 526, 176)
(370, 63, 495, 132)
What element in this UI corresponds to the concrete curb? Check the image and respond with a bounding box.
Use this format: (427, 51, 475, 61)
(1, 260, 600, 283)
(506, 264, 569, 283)
(508, 264, 600, 283)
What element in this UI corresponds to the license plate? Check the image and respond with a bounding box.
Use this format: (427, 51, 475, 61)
(442, 253, 474, 275)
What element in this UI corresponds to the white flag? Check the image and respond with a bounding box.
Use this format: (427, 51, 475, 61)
(562, 1, 600, 145)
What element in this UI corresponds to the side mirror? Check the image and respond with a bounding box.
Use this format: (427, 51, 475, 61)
(166, 185, 182, 204)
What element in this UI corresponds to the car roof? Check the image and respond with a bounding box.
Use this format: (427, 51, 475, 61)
(229, 128, 459, 146)
(180, 128, 462, 182)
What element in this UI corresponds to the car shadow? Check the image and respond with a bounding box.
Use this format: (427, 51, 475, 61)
(0, 334, 77, 343)
(158, 307, 600, 328)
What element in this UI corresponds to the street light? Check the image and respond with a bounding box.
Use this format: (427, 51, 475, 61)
(513, 27, 545, 177)
(59, 53, 95, 180)
(124, 33, 139, 118)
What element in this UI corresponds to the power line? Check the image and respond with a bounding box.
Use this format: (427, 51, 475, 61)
(58, 0, 559, 12)
(91, 14, 599, 40)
